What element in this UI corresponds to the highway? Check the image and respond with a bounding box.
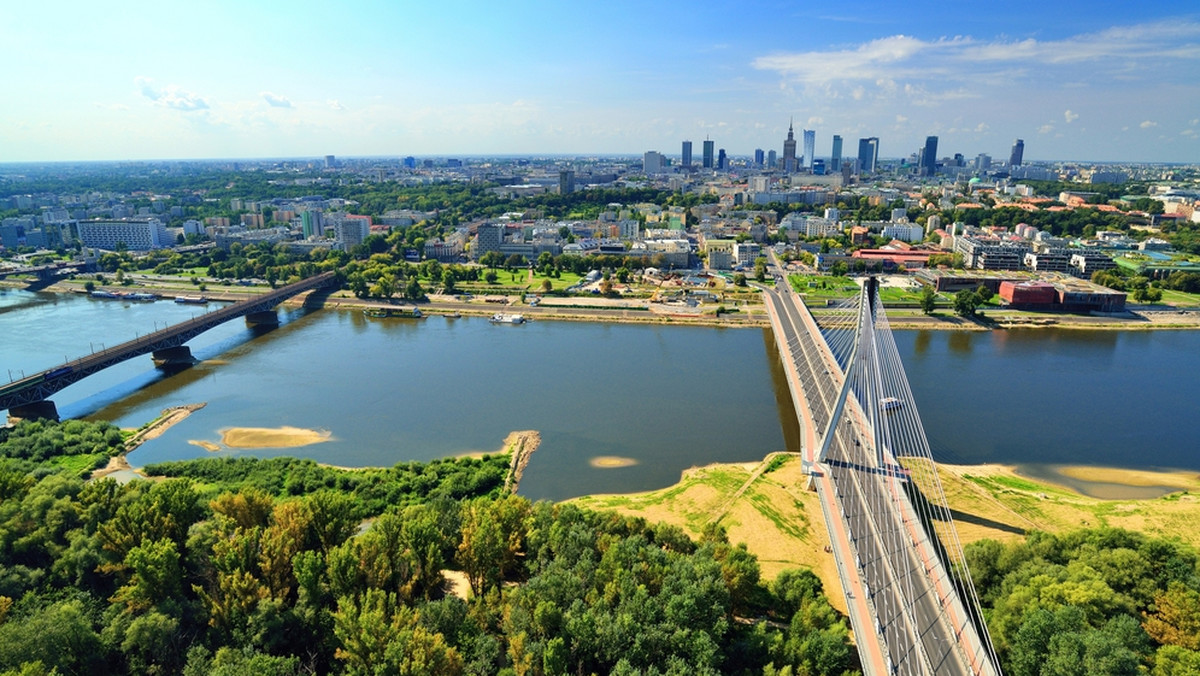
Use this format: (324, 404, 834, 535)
(762, 256, 999, 675)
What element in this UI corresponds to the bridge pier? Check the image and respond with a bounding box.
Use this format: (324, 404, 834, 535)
(245, 310, 279, 327)
(152, 346, 196, 368)
(7, 400, 59, 423)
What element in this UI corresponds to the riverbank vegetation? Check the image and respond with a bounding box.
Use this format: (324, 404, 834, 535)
(0, 420, 859, 675)
(6, 417, 1200, 675)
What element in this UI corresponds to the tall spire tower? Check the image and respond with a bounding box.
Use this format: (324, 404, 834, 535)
(783, 118, 797, 173)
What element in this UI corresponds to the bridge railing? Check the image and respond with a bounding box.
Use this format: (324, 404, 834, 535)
(3, 271, 337, 392)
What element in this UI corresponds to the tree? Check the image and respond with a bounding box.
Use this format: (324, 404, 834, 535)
(829, 261, 848, 277)
(954, 289, 981, 317)
(539, 279, 552, 293)
(920, 285, 937, 314)
(976, 284, 994, 303)
(754, 257, 768, 282)
(484, 270, 498, 284)
(1144, 582, 1200, 650)
(733, 273, 747, 287)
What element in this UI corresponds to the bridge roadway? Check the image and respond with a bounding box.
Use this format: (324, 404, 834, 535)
(1, 271, 337, 415)
(763, 272, 998, 675)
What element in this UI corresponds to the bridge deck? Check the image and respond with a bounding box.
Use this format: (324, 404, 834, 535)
(1, 271, 337, 411)
(763, 262, 999, 676)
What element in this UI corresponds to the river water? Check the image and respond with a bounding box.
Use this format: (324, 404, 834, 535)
(3, 287, 1198, 500)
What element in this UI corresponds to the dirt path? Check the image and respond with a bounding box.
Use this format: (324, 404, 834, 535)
(503, 430, 542, 493)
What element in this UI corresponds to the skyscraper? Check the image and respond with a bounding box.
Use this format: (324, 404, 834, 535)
(1009, 139, 1024, 167)
(644, 151, 665, 174)
(717, 148, 727, 170)
(831, 135, 843, 172)
(754, 148, 764, 166)
(782, 120, 797, 173)
(767, 150, 777, 169)
(702, 139, 715, 169)
(857, 137, 879, 174)
(802, 129, 815, 169)
(922, 136, 938, 176)
(559, 170, 575, 194)
(682, 140, 693, 168)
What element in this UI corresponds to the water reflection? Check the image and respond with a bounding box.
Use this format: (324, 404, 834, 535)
(947, 331, 974, 354)
(913, 330, 931, 356)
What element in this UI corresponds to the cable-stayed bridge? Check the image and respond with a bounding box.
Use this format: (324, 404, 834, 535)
(763, 268, 1002, 676)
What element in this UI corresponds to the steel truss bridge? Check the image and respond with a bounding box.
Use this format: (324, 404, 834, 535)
(1, 271, 337, 417)
(764, 270, 1002, 676)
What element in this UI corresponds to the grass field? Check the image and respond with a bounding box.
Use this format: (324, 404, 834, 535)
(571, 454, 1200, 614)
(458, 270, 587, 293)
(1156, 288, 1200, 307)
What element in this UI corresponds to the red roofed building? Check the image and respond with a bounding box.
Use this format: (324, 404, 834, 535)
(1000, 281, 1057, 307)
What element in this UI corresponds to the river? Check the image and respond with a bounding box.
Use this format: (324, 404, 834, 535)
(2, 287, 1198, 500)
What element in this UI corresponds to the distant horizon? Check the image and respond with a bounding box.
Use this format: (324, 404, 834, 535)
(0, 153, 1191, 170)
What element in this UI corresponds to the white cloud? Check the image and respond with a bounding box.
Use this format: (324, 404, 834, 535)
(261, 91, 293, 108)
(1140, 120, 1158, 128)
(1064, 110, 1080, 123)
(975, 122, 989, 133)
(807, 116, 824, 126)
(1038, 124, 1055, 134)
(134, 76, 209, 112)
(327, 100, 346, 111)
(751, 19, 1200, 110)
(895, 114, 908, 124)
(1182, 129, 1198, 138)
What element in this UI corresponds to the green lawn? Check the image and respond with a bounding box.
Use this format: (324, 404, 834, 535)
(1156, 288, 1200, 307)
(458, 270, 588, 294)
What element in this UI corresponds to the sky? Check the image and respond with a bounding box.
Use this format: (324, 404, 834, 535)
(2, 0, 1198, 164)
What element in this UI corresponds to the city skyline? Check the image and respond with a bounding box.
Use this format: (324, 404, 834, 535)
(2, 1, 1198, 164)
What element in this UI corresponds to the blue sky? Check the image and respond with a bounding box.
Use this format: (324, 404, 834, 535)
(2, 0, 1198, 163)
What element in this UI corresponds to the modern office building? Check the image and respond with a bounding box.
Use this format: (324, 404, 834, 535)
(831, 135, 843, 172)
(754, 148, 764, 166)
(802, 129, 815, 169)
(473, 223, 504, 260)
(857, 137, 879, 174)
(922, 136, 938, 176)
(717, 149, 727, 170)
(768, 150, 777, 169)
(332, 215, 372, 251)
(1009, 139, 1024, 167)
(77, 219, 169, 251)
(559, 170, 575, 194)
(681, 140, 693, 168)
(782, 121, 797, 173)
(644, 151, 666, 174)
(702, 139, 715, 169)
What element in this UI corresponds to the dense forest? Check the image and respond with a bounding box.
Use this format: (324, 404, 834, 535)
(3, 418, 1200, 675)
(0, 420, 857, 675)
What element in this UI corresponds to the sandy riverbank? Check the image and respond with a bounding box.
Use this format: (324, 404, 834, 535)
(216, 426, 333, 449)
(91, 403, 206, 480)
